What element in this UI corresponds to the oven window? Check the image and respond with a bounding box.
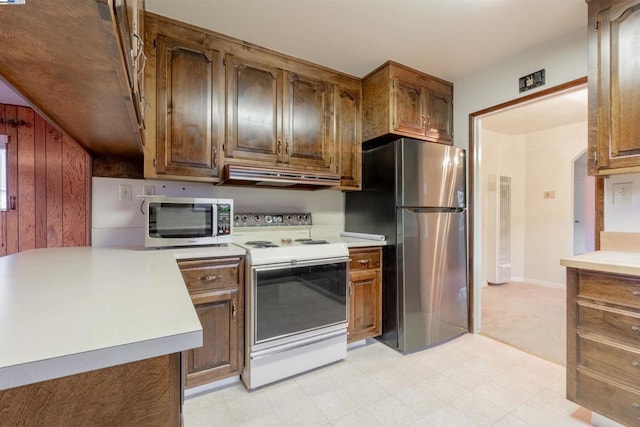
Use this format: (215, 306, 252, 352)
(148, 202, 213, 238)
(255, 261, 347, 343)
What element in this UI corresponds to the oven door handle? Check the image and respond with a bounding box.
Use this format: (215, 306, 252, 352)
(250, 328, 346, 360)
(252, 256, 350, 271)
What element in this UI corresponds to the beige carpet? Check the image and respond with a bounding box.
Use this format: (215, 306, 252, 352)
(480, 281, 566, 366)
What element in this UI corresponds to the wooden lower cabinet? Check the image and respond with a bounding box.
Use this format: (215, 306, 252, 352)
(567, 268, 640, 426)
(178, 256, 244, 388)
(347, 247, 382, 343)
(0, 354, 181, 426)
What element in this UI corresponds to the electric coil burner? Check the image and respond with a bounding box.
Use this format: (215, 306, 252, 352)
(233, 213, 348, 389)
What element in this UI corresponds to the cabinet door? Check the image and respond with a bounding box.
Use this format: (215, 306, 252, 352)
(155, 34, 223, 178)
(226, 54, 283, 164)
(392, 77, 426, 136)
(184, 290, 241, 388)
(348, 269, 382, 343)
(424, 87, 453, 145)
(593, 0, 640, 171)
(283, 72, 333, 169)
(335, 86, 361, 190)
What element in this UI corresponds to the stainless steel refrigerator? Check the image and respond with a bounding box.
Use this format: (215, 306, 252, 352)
(345, 138, 467, 352)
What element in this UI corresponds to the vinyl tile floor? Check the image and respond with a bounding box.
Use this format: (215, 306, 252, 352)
(183, 334, 592, 427)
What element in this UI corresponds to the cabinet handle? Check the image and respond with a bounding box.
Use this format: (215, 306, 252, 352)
(213, 149, 218, 168)
(633, 326, 640, 332)
(426, 116, 431, 130)
(633, 361, 640, 367)
(285, 139, 290, 155)
(633, 290, 640, 296)
(357, 259, 370, 265)
(232, 300, 237, 320)
(199, 274, 220, 282)
(634, 403, 640, 409)
(349, 281, 353, 295)
(277, 138, 282, 155)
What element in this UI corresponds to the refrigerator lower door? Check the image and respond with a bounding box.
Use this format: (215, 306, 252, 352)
(397, 209, 468, 352)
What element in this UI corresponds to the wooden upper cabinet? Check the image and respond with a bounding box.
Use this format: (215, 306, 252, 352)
(589, 0, 640, 174)
(284, 72, 333, 170)
(364, 61, 453, 145)
(144, 15, 225, 182)
(225, 55, 282, 164)
(335, 85, 362, 190)
(226, 57, 333, 170)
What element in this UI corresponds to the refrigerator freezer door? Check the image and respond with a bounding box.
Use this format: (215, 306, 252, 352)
(397, 209, 467, 352)
(398, 139, 465, 209)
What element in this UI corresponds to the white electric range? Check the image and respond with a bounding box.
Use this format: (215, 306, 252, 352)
(233, 213, 349, 389)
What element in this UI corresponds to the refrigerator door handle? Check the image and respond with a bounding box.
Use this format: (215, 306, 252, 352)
(406, 207, 465, 213)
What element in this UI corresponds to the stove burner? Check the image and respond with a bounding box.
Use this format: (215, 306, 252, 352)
(301, 240, 329, 245)
(294, 238, 313, 242)
(245, 240, 274, 246)
(253, 244, 280, 248)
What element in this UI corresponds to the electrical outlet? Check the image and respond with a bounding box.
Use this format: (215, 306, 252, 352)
(118, 184, 132, 201)
(143, 185, 155, 196)
(613, 182, 633, 205)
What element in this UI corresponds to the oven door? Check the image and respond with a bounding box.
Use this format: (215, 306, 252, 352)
(250, 257, 349, 351)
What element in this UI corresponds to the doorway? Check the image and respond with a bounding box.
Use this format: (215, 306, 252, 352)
(470, 79, 592, 365)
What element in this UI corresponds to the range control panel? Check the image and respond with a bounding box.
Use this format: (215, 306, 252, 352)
(234, 213, 312, 227)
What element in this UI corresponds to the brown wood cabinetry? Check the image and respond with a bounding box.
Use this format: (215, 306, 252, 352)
(178, 257, 244, 388)
(225, 55, 333, 171)
(144, 13, 361, 189)
(566, 267, 640, 426)
(588, 0, 640, 174)
(334, 85, 362, 190)
(347, 247, 382, 343)
(144, 16, 225, 182)
(362, 61, 453, 145)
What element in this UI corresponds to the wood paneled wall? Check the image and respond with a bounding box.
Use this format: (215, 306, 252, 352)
(0, 104, 91, 257)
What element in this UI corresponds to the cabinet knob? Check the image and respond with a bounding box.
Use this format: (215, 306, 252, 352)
(199, 274, 220, 282)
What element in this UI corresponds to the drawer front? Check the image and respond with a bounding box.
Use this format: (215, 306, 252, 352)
(178, 258, 241, 294)
(579, 270, 640, 309)
(578, 303, 640, 346)
(574, 370, 640, 426)
(349, 248, 381, 271)
(578, 335, 640, 388)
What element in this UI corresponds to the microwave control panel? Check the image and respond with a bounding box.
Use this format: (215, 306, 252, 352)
(217, 204, 232, 235)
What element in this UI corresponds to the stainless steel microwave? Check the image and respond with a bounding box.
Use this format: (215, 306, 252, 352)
(144, 196, 233, 248)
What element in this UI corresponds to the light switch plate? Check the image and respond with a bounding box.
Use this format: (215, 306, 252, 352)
(613, 182, 633, 205)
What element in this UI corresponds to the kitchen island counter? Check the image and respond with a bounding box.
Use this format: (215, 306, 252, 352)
(560, 250, 640, 276)
(0, 244, 244, 391)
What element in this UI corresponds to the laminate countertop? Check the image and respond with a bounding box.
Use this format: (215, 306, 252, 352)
(560, 250, 640, 276)
(0, 244, 246, 391)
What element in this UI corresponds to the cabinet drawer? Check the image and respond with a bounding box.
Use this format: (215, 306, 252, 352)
(578, 335, 640, 389)
(349, 248, 381, 271)
(178, 258, 241, 294)
(578, 270, 640, 309)
(578, 302, 640, 346)
(574, 370, 640, 427)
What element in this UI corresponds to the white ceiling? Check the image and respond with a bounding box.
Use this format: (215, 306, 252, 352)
(481, 86, 588, 135)
(0, 1, 589, 136)
(146, 0, 587, 82)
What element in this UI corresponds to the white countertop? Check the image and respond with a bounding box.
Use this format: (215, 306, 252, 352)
(560, 250, 640, 276)
(0, 244, 245, 391)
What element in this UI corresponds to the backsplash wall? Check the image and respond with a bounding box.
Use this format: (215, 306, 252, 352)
(92, 177, 345, 247)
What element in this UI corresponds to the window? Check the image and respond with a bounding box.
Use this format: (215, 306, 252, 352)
(0, 135, 7, 211)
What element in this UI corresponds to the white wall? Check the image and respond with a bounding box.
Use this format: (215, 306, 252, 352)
(523, 122, 586, 286)
(92, 177, 344, 247)
(479, 129, 526, 284)
(454, 27, 587, 331)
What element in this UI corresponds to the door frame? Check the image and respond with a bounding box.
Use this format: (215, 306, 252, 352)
(467, 76, 603, 333)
